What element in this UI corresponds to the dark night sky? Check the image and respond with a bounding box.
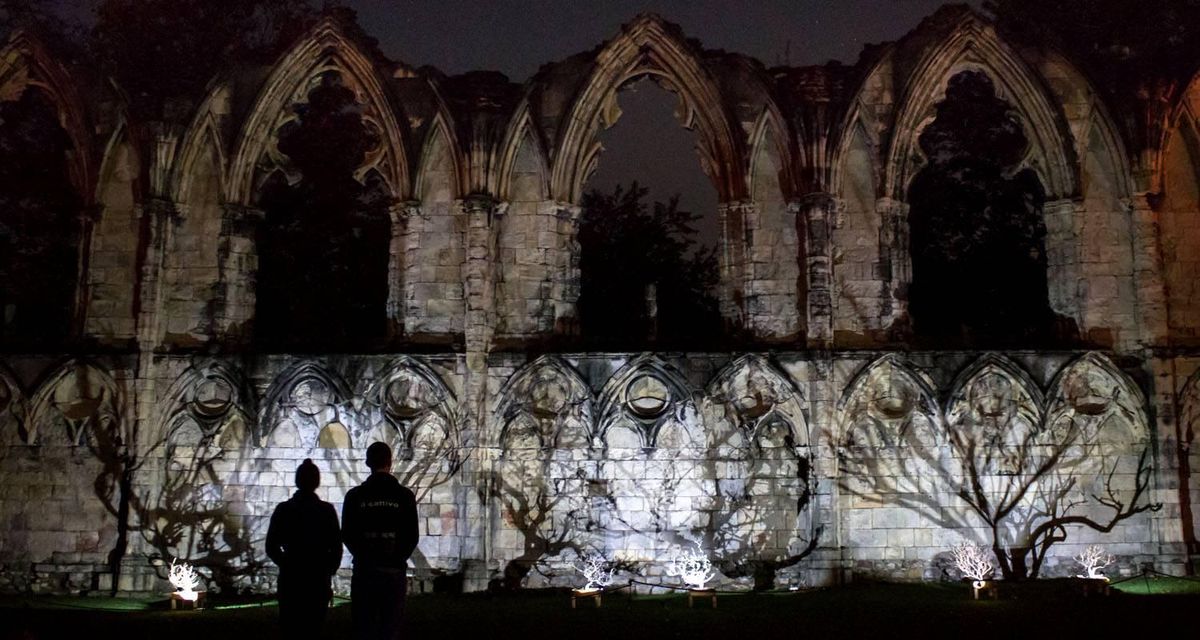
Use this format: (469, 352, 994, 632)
(342, 0, 980, 246)
(48, 0, 983, 248)
(347, 0, 980, 78)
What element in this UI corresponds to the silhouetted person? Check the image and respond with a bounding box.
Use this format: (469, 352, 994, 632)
(266, 459, 343, 640)
(342, 442, 419, 640)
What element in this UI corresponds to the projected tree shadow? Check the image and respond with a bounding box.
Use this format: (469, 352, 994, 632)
(489, 355, 821, 590)
(836, 354, 1158, 579)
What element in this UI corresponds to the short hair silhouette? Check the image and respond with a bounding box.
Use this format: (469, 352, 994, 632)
(295, 458, 320, 492)
(366, 442, 392, 471)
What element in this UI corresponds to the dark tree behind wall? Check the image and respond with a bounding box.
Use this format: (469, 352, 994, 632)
(91, 0, 314, 119)
(256, 73, 391, 351)
(577, 183, 721, 348)
(0, 89, 81, 350)
(907, 70, 1064, 347)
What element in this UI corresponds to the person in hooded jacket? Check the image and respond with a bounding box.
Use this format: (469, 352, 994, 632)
(342, 441, 419, 640)
(266, 458, 343, 639)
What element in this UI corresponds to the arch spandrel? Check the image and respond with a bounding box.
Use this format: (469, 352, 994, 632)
(880, 15, 1079, 202)
(549, 15, 744, 204)
(226, 18, 411, 205)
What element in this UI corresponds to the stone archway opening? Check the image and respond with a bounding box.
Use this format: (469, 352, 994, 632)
(576, 77, 722, 349)
(906, 70, 1064, 347)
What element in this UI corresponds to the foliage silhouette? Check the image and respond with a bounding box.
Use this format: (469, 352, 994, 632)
(92, 0, 315, 120)
(907, 70, 1065, 346)
(0, 89, 81, 350)
(256, 73, 391, 351)
(578, 183, 720, 348)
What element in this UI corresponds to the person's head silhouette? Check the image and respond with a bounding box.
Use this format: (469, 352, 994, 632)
(295, 458, 320, 492)
(366, 441, 392, 473)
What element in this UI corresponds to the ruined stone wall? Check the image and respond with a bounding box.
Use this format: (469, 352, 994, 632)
(0, 351, 1180, 594)
(1, 7, 1199, 596)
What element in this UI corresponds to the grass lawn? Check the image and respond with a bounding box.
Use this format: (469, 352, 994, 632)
(1, 577, 1198, 640)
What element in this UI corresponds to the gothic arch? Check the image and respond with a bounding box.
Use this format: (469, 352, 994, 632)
(414, 111, 465, 202)
(595, 353, 695, 450)
(1157, 71, 1200, 197)
(226, 17, 410, 205)
(0, 364, 27, 444)
(836, 354, 940, 448)
(494, 355, 592, 452)
(1046, 352, 1149, 443)
(746, 107, 796, 200)
(87, 121, 143, 339)
(172, 88, 229, 205)
(494, 104, 551, 201)
(259, 361, 352, 445)
(830, 104, 883, 200)
(154, 360, 253, 447)
(25, 359, 122, 446)
(881, 14, 1079, 202)
(944, 354, 1044, 442)
(1156, 75, 1200, 336)
(1079, 100, 1134, 201)
(706, 354, 807, 451)
(361, 356, 459, 452)
(549, 15, 743, 203)
(0, 31, 95, 202)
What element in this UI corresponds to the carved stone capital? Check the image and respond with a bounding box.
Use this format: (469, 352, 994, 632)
(462, 194, 507, 226)
(554, 203, 582, 222)
(719, 199, 757, 216)
(78, 204, 105, 225)
(137, 197, 179, 221)
(221, 203, 265, 223)
(389, 200, 422, 225)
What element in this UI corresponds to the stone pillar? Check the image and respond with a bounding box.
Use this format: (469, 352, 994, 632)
(1042, 198, 1083, 330)
(717, 200, 754, 330)
(134, 197, 178, 348)
(213, 203, 264, 344)
(553, 203, 582, 335)
(72, 204, 105, 337)
(386, 201, 419, 341)
(796, 193, 837, 347)
(876, 197, 910, 329)
(460, 195, 505, 590)
(463, 196, 506, 357)
(1128, 193, 1169, 348)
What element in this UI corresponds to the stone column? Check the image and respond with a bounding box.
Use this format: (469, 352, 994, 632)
(553, 203, 582, 335)
(134, 197, 179, 348)
(876, 197, 910, 330)
(213, 203, 264, 345)
(1042, 198, 1083, 330)
(796, 193, 837, 346)
(460, 195, 505, 590)
(386, 201, 419, 341)
(717, 200, 753, 330)
(463, 196, 506, 357)
(1128, 193, 1168, 348)
(72, 204, 105, 337)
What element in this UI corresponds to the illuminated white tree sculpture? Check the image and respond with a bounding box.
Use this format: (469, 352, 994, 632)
(667, 545, 716, 590)
(575, 554, 615, 592)
(1074, 545, 1115, 579)
(950, 543, 995, 582)
(169, 559, 202, 601)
